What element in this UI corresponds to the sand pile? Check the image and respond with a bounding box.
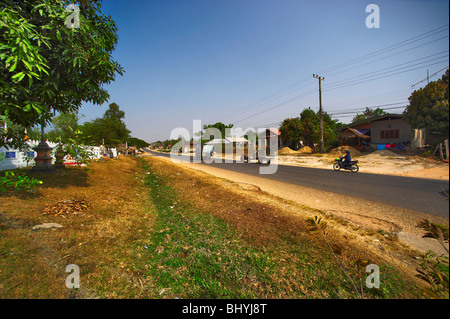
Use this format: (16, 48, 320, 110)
(329, 146, 362, 156)
(278, 147, 297, 155)
(362, 150, 398, 158)
(278, 146, 314, 155)
(297, 146, 313, 154)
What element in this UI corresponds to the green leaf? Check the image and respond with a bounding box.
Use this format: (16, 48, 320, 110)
(11, 72, 25, 82)
(22, 60, 32, 71)
(9, 61, 18, 72)
(32, 105, 42, 114)
(28, 71, 40, 79)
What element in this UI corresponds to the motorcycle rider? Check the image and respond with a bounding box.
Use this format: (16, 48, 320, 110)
(342, 149, 351, 168)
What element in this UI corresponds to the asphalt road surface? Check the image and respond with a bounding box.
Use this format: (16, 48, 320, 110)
(145, 150, 449, 218)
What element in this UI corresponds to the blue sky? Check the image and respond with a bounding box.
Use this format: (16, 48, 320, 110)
(78, 0, 449, 142)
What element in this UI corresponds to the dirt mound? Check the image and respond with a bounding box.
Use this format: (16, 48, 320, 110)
(363, 150, 398, 158)
(297, 146, 313, 154)
(279, 146, 313, 155)
(329, 146, 361, 156)
(278, 147, 297, 155)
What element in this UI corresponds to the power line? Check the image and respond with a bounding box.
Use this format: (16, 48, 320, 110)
(318, 24, 449, 76)
(219, 24, 449, 126)
(324, 89, 411, 110)
(252, 104, 408, 128)
(323, 60, 448, 93)
(233, 87, 318, 124)
(329, 103, 407, 116)
(322, 36, 448, 79)
(237, 57, 447, 124)
(218, 76, 312, 123)
(328, 102, 407, 115)
(411, 66, 449, 89)
(324, 51, 449, 91)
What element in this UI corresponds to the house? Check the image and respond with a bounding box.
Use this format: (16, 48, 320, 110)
(339, 114, 423, 151)
(338, 128, 370, 152)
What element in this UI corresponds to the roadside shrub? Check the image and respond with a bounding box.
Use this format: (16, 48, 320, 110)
(0, 170, 42, 192)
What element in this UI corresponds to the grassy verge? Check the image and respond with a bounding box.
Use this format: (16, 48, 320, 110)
(139, 157, 426, 299)
(0, 155, 432, 298)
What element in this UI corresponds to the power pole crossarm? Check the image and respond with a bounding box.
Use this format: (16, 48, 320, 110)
(313, 74, 325, 153)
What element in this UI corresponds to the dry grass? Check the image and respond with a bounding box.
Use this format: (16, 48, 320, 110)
(0, 156, 156, 298)
(141, 156, 430, 298)
(0, 155, 433, 299)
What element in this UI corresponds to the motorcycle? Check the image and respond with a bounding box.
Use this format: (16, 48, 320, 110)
(333, 157, 360, 173)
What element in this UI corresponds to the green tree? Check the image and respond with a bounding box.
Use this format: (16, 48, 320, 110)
(403, 69, 449, 135)
(46, 111, 79, 143)
(80, 103, 130, 148)
(299, 108, 320, 148)
(295, 108, 341, 150)
(26, 125, 44, 141)
(202, 122, 234, 141)
(103, 102, 125, 121)
(0, 0, 124, 132)
(127, 137, 150, 150)
(279, 117, 302, 149)
(352, 107, 386, 123)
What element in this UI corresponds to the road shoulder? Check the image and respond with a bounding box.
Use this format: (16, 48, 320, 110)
(148, 153, 449, 256)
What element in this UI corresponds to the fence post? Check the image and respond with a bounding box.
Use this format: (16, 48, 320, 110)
(445, 139, 449, 161)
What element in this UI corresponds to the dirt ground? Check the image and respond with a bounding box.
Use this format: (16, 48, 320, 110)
(276, 150, 449, 181)
(149, 150, 449, 256)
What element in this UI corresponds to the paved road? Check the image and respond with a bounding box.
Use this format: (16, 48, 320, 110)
(145, 150, 449, 218)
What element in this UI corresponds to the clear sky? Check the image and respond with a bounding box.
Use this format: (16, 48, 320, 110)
(78, 0, 449, 142)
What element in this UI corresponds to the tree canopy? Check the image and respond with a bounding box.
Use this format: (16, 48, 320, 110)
(0, 0, 124, 129)
(403, 69, 449, 135)
(126, 137, 149, 150)
(80, 103, 130, 148)
(46, 111, 79, 143)
(280, 108, 342, 151)
(200, 122, 234, 143)
(279, 117, 302, 149)
(352, 107, 386, 123)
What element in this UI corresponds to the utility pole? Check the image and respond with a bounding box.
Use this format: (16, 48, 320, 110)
(313, 74, 325, 153)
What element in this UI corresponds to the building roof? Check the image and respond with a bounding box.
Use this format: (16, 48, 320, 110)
(341, 113, 404, 130)
(339, 128, 370, 139)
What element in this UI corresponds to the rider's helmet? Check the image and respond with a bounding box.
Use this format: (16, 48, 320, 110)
(346, 150, 350, 154)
